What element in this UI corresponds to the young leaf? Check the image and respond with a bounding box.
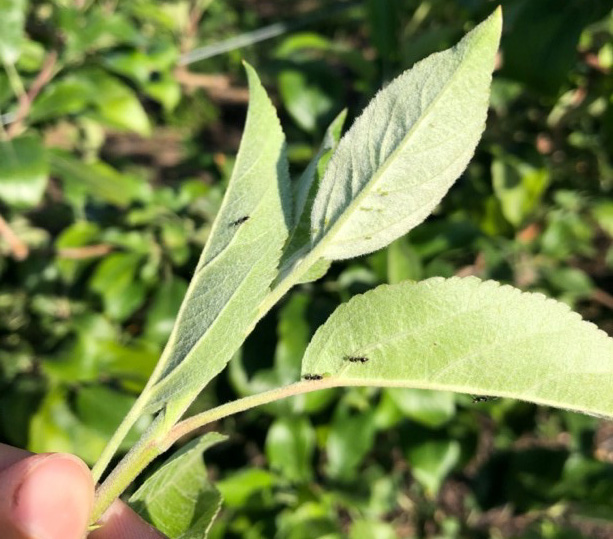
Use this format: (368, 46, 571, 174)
(143, 63, 291, 411)
(310, 9, 502, 260)
(302, 277, 613, 418)
(129, 432, 226, 539)
(279, 109, 347, 283)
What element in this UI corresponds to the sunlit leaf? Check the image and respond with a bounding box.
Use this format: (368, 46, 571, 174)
(310, 9, 502, 260)
(302, 277, 613, 418)
(142, 63, 291, 412)
(0, 136, 48, 208)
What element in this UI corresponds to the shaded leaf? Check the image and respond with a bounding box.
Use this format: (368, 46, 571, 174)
(130, 433, 226, 539)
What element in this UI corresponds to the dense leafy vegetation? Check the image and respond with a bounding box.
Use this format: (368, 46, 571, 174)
(1, 1, 612, 538)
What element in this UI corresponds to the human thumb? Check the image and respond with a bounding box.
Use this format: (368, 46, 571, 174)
(0, 452, 94, 539)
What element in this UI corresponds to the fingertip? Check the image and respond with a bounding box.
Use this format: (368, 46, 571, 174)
(0, 453, 94, 539)
(90, 500, 167, 539)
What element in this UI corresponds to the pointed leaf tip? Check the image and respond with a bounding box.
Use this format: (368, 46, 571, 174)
(310, 11, 502, 260)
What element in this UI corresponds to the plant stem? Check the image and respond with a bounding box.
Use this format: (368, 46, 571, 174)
(91, 378, 337, 523)
(92, 232, 327, 518)
(91, 415, 167, 523)
(166, 378, 336, 446)
(91, 395, 147, 483)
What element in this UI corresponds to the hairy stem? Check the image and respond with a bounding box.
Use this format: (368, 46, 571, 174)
(92, 241, 328, 519)
(91, 379, 337, 523)
(91, 415, 167, 523)
(167, 378, 337, 446)
(91, 396, 147, 484)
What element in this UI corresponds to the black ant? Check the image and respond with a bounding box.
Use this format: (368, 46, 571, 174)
(472, 395, 499, 403)
(303, 374, 323, 381)
(229, 216, 249, 227)
(344, 355, 369, 363)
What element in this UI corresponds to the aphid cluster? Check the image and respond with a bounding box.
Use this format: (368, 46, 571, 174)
(344, 355, 369, 363)
(229, 216, 249, 227)
(302, 374, 323, 381)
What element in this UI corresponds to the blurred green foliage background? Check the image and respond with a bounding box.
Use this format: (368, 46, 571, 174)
(0, 0, 612, 537)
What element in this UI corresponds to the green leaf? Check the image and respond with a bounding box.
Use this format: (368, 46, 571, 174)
(50, 150, 146, 208)
(310, 9, 502, 260)
(55, 221, 101, 282)
(129, 433, 226, 539)
(0, 0, 26, 63)
(350, 520, 397, 539)
(75, 386, 151, 451)
(82, 69, 151, 136)
(90, 252, 146, 321)
(142, 63, 291, 412)
(406, 439, 460, 496)
(386, 388, 455, 429)
(492, 156, 550, 227)
(280, 109, 346, 284)
(144, 277, 189, 345)
(593, 200, 613, 237)
(386, 237, 422, 284)
(29, 76, 97, 122)
(326, 402, 376, 480)
(215, 469, 276, 508)
(302, 277, 613, 418)
(278, 64, 341, 133)
(0, 136, 49, 208)
(500, 0, 611, 95)
(265, 416, 315, 482)
(29, 388, 108, 465)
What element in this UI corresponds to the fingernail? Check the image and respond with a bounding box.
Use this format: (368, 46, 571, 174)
(12, 454, 93, 539)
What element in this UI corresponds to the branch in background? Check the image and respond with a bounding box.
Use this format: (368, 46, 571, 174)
(178, 0, 360, 65)
(57, 244, 113, 259)
(7, 51, 58, 138)
(0, 214, 28, 260)
(592, 288, 613, 311)
(174, 68, 250, 104)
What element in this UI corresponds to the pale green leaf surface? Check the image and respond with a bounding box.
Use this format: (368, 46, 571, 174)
(310, 9, 502, 260)
(129, 432, 226, 539)
(302, 277, 613, 418)
(144, 63, 291, 411)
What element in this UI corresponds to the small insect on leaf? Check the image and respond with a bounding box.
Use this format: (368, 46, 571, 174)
(303, 374, 323, 381)
(344, 355, 369, 363)
(229, 216, 250, 227)
(472, 395, 499, 403)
